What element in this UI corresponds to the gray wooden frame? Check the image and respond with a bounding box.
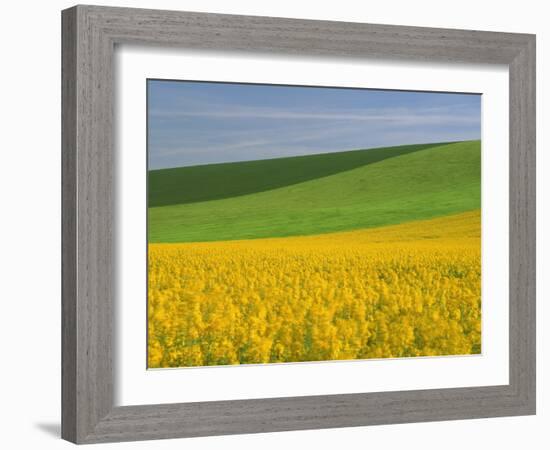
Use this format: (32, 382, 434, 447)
(61, 4, 536, 444)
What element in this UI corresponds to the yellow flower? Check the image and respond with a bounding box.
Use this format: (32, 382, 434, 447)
(147, 210, 481, 368)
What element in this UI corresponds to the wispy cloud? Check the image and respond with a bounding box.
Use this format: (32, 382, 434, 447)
(147, 81, 481, 169)
(150, 104, 478, 126)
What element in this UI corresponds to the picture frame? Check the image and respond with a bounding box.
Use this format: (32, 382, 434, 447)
(61, 4, 536, 444)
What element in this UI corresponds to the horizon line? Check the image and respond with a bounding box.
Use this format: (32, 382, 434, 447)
(148, 139, 479, 172)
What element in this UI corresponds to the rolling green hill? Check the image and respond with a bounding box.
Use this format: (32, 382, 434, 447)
(148, 140, 481, 242)
(148, 142, 448, 207)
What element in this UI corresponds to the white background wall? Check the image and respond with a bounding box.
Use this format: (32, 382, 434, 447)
(0, 0, 546, 448)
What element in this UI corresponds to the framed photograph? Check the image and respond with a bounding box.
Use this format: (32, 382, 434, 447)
(61, 5, 536, 444)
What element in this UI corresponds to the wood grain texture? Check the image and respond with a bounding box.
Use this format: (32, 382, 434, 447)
(61, 4, 536, 444)
(61, 7, 77, 443)
(508, 36, 536, 409)
(62, 5, 114, 442)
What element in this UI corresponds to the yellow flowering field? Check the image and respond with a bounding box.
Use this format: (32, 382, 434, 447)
(148, 210, 481, 368)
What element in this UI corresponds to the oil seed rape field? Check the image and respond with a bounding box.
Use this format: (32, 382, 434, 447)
(147, 210, 481, 368)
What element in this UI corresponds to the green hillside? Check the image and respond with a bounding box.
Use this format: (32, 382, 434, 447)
(148, 142, 447, 207)
(148, 140, 481, 243)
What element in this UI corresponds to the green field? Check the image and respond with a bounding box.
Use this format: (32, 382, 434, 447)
(148, 142, 447, 207)
(148, 140, 481, 243)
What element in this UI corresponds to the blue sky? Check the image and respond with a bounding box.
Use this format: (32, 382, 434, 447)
(148, 80, 481, 170)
